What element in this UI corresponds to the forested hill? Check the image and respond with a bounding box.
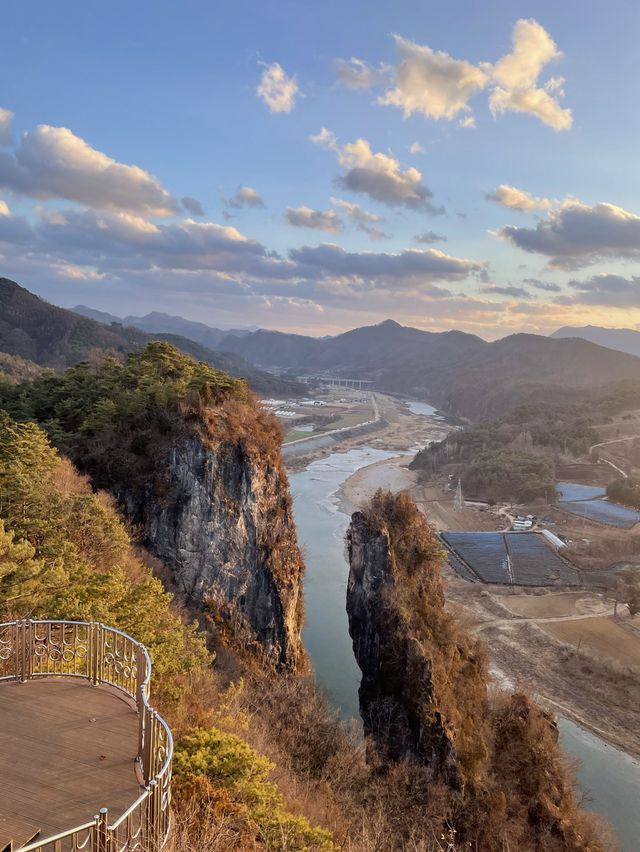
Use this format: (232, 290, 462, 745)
(410, 381, 640, 502)
(217, 319, 640, 420)
(0, 278, 302, 396)
(0, 276, 147, 367)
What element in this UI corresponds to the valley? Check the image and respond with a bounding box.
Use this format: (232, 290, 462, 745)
(330, 406, 640, 760)
(3, 280, 640, 850)
(287, 412, 640, 850)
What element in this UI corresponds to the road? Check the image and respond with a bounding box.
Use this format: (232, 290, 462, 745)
(476, 606, 615, 632)
(589, 434, 640, 480)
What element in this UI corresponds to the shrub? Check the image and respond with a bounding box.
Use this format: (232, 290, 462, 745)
(174, 727, 336, 851)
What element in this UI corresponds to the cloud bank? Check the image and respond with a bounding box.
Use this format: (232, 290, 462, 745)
(497, 200, 640, 268)
(0, 125, 178, 216)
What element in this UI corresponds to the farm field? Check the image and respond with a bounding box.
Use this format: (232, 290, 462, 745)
(557, 482, 607, 502)
(537, 616, 640, 669)
(500, 591, 609, 618)
(556, 480, 640, 528)
(561, 498, 640, 528)
(442, 531, 580, 586)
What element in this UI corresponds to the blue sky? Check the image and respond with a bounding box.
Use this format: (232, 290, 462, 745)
(1, 1, 639, 337)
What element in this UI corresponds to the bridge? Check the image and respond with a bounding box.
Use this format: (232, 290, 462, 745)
(0, 620, 172, 852)
(298, 376, 374, 390)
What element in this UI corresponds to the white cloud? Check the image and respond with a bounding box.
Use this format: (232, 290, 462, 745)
(379, 35, 489, 120)
(55, 263, 106, 281)
(0, 124, 178, 216)
(489, 84, 572, 131)
(285, 206, 343, 232)
(0, 199, 10, 216)
(492, 19, 560, 90)
(225, 186, 265, 209)
(312, 129, 442, 212)
(488, 20, 572, 131)
(497, 200, 640, 268)
(332, 20, 572, 131)
(310, 127, 337, 149)
(331, 198, 389, 239)
(257, 62, 299, 113)
(409, 142, 425, 154)
(486, 184, 553, 212)
(0, 109, 13, 145)
(334, 57, 388, 89)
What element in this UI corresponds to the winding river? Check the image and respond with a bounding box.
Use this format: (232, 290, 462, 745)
(289, 438, 640, 852)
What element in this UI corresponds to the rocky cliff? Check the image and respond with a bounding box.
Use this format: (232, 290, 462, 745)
(0, 342, 306, 671)
(118, 431, 305, 671)
(346, 503, 464, 786)
(346, 492, 607, 851)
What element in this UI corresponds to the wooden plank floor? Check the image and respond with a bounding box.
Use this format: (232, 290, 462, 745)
(0, 679, 142, 841)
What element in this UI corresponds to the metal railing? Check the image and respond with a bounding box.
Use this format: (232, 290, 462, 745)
(0, 619, 173, 852)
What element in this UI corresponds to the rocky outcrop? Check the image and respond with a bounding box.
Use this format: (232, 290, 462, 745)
(346, 509, 461, 785)
(117, 432, 305, 671)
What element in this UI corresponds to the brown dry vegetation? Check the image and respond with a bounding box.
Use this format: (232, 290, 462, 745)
(342, 491, 611, 852)
(0, 354, 617, 851)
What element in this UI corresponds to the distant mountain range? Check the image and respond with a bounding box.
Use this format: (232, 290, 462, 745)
(0, 279, 302, 396)
(551, 325, 640, 358)
(73, 305, 255, 351)
(211, 319, 640, 420)
(7, 282, 640, 421)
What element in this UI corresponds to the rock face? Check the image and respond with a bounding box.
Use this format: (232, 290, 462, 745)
(346, 510, 460, 785)
(118, 433, 305, 671)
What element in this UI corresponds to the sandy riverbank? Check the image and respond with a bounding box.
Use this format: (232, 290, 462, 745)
(339, 453, 416, 513)
(284, 392, 451, 473)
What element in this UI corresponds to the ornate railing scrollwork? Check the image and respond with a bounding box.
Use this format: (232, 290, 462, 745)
(0, 620, 173, 852)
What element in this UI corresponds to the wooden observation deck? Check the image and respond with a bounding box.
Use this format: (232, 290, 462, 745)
(0, 621, 173, 852)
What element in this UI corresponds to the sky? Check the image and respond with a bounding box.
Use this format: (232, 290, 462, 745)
(1, 0, 640, 339)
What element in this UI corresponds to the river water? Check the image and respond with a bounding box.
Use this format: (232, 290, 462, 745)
(403, 399, 444, 419)
(289, 442, 640, 852)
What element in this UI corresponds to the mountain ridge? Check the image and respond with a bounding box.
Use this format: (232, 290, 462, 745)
(0, 278, 301, 396)
(551, 324, 640, 358)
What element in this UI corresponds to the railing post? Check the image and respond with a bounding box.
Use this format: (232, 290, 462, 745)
(136, 645, 146, 764)
(143, 707, 155, 783)
(94, 808, 109, 852)
(13, 620, 21, 682)
(19, 619, 31, 683)
(147, 781, 158, 851)
(88, 622, 95, 684)
(93, 623, 103, 685)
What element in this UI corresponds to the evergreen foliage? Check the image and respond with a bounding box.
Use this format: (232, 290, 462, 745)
(174, 727, 335, 850)
(411, 401, 599, 502)
(0, 341, 248, 488)
(0, 408, 332, 849)
(607, 476, 640, 510)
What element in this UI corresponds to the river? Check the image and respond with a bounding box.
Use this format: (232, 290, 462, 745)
(289, 441, 640, 852)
